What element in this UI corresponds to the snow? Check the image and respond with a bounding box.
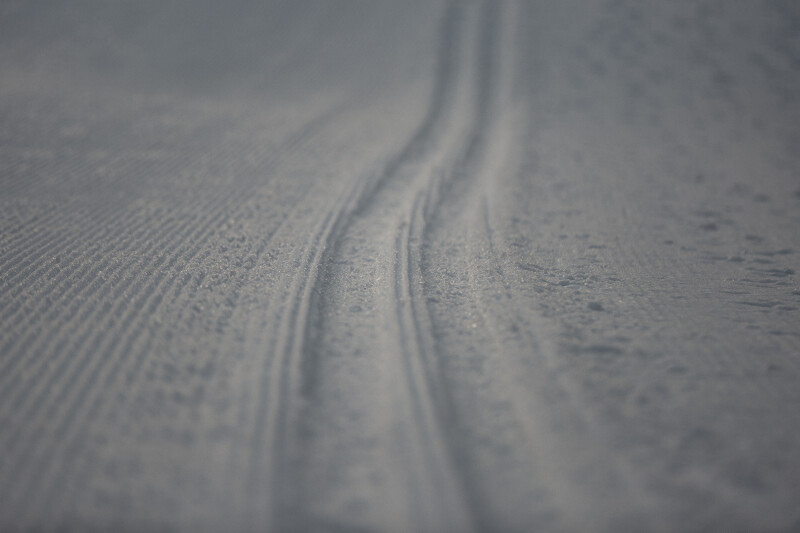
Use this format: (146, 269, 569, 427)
(1, 1, 799, 531)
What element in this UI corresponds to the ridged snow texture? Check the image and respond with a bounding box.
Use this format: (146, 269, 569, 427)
(2, 1, 800, 531)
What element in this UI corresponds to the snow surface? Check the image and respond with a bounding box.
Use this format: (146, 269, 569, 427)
(1, 1, 799, 531)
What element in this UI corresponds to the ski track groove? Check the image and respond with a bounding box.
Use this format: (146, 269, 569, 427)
(2, 2, 800, 531)
(393, 189, 479, 530)
(249, 204, 338, 530)
(403, 3, 503, 530)
(245, 148, 406, 525)
(1, 4, 489, 528)
(244, 111, 424, 527)
(273, 0, 501, 529)
(234, 3, 467, 530)
(237, 3, 471, 530)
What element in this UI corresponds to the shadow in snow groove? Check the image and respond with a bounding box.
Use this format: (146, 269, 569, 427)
(245, 3, 471, 530)
(272, 0, 506, 531)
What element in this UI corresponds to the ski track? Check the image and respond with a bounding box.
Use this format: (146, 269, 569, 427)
(396, 189, 478, 531)
(3, 1, 800, 531)
(231, 2, 465, 529)
(271, 1, 505, 530)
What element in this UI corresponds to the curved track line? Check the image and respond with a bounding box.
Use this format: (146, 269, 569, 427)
(236, 2, 479, 530)
(234, 3, 472, 530)
(274, 1, 502, 530)
(390, 191, 476, 531)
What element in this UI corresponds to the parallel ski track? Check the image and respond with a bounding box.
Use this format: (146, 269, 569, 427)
(0, 103, 351, 523)
(249, 1, 504, 530)
(367, 0, 506, 523)
(1, 0, 501, 529)
(397, 2, 503, 530)
(391, 189, 474, 530)
(247, 204, 340, 530)
(241, 1, 473, 529)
